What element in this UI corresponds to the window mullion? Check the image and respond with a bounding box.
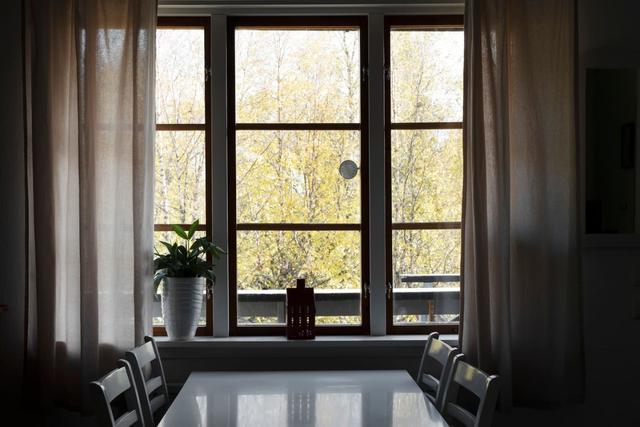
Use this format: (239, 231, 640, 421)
(235, 123, 361, 131)
(368, 13, 388, 336)
(211, 14, 230, 337)
(389, 122, 463, 130)
(156, 123, 206, 131)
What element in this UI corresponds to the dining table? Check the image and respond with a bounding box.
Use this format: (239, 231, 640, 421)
(158, 370, 449, 427)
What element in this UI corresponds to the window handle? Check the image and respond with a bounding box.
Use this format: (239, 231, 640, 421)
(361, 66, 368, 83)
(363, 282, 370, 299)
(205, 67, 212, 81)
(386, 282, 393, 300)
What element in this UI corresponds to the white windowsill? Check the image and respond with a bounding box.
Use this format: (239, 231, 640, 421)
(155, 334, 459, 349)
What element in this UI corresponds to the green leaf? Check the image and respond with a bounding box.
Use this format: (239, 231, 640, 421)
(160, 241, 174, 254)
(172, 224, 188, 239)
(187, 219, 199, 239)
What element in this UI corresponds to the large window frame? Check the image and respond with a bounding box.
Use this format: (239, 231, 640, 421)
(227, 16, 371, 336)
(154, 16, 213, 336)
(384, 15, 464, 335)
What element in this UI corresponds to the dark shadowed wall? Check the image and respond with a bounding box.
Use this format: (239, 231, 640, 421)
(0, 0, 26, 411)
(579, 0, 640, 425)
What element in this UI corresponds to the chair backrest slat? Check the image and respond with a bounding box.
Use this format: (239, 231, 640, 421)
(427, 339, 454, 365)
(441, 354, 501, 427)
(416, 332, 461, 411)
(145, 376, 163, 394)
(421, 373, 439, 392)
(100, 368, 133, 403)
(90, 359, 145, 427)
(128, 342, 156, 368)
(114, 409, 140, 427)
(453, 360, 491, 399)
(125, 336, 169, 427)
(149, 394, 167, 414)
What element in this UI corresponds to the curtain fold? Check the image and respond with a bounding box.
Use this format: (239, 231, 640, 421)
(462, 0, 584, 408)
(25, 0, 156, 409)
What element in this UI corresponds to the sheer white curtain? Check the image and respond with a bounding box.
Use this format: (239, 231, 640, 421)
(462, 0, 584, 408)
(25, 0, 156, 408)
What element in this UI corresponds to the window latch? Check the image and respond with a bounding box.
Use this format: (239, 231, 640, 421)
(386, 282, 393, 300)
(363, 282, 370, 299)
(205, 67, 212, 81)
(361, 66, 368, 83)
(383, 66, 390, 81)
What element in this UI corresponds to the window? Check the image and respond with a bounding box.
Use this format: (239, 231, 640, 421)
(152, 14, 464, 337)
(153, 17, 212, 335)
(228, 17, 370, 335)
(384, 16, 464, 334)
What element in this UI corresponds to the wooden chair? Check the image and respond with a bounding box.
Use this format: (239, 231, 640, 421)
(416, 332, 461, 411)
(124, 336, 170, 426)
(90, 359, 145, 427)
(441, 354, 500, 427)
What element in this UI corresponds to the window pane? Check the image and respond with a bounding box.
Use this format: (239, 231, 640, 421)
(390, 30, 463, 123)
(156, 28, 205, 124)
(391, 129, 462, 223)
(154, 131, 206, 225)
(152, 231, 207, 327)
(392, 229, 460, 325)
(237, 230, 361, 326)
(235, 28, 360, 123)
(236, 130, 361, 223)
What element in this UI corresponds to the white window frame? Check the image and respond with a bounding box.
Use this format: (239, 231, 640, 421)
(157, 0, 465, 337)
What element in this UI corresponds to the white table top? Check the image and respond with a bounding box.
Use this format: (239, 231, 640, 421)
(158, 370, 449, 427)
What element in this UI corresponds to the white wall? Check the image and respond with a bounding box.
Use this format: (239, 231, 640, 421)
(578, 0, 640, 424)
(0, 0, 26, 411)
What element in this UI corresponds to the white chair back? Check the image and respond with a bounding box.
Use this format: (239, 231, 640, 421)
(441, 354, 500, 427)
(90, 359, 145, 427)
(416, 332, 461, 410)
(124, 336, 170, 426)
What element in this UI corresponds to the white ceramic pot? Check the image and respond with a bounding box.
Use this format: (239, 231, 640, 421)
(161, 277, 205, 340)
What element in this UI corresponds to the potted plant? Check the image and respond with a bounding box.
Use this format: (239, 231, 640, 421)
(154, 220, 224, 340)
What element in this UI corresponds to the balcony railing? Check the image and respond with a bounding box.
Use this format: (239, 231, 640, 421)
(153, 279, 460, 326)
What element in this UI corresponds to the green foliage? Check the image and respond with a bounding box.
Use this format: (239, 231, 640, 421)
(153, 220, 225, 293)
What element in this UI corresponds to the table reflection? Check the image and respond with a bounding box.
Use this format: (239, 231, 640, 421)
(158, 371, 449, 427)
